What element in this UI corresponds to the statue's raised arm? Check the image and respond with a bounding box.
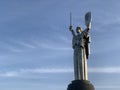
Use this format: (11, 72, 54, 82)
(69, 26, 76, 37)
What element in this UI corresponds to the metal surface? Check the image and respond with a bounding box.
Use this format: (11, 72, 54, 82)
(67, 80, 95, 90)
(69, 12, 92, 80)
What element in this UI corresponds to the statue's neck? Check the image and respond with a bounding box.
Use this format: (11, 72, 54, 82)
(77, 32, 81, 35)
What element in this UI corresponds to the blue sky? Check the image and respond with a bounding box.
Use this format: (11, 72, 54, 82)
(0, 0, 120, 90)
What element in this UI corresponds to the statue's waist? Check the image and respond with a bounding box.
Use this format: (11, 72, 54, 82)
(73, 43, 84, 46)
(73, 44, 84, 49)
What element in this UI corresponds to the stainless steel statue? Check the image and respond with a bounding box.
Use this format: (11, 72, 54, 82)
(69, 12, 92, 80)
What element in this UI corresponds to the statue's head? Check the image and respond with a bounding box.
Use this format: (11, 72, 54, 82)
(76, 26, 82, 33)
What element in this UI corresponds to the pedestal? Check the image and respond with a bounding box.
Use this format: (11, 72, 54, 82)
(67, 80, 95, 90)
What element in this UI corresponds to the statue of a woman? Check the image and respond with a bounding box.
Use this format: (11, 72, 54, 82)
(69, 12, 92, 80)
(67, 12, 94, 90)
(69, 25, 90, 80)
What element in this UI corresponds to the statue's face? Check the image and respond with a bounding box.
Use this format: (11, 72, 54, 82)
(76, 27, 82, 33)
(78, 29, 82, 33)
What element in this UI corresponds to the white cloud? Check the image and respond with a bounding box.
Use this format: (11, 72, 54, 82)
(6, 47, 23, 52)
(1, 67, 120, 78)
(38, 42, 71, 50)
(7, 38, 72, 52)
(0, 68, 73, 77)
(18, 42, 36, 49)
(58, 36, 71, 44)
(20, 68, 72, 73)
(0, 41, 71, 56)
(0, 71, 18, 77)
(10, 40, 36, 49)
(89, 67, 120, 73)
(96, 85, 120, 89)
(33, 39, 72, 51)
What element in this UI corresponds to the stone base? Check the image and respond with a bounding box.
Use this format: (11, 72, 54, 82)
(67, 80, 95, 90)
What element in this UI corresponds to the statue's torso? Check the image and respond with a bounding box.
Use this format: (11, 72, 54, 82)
(72, 33, 85, 49)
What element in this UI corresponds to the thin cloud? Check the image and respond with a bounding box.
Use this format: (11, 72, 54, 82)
(96, 85, 120, 89)
(10, 40, 36, 49)
(0, 71, 18, 77)
(9, 38, 72, 51)
(33, 39, 72, 51)
(89, 67, 120, 73)
(20, 68, 72, 73)
(57, 36, 71, 44)
(18, 42, 36, 49)
(0, 40, 71, 54)
(0, 68, 72, 77)
(37, 42, 71, 50)
(1, 67, 120, 77)
(0, 41, 23, 53)
(6, 47, 23, 52)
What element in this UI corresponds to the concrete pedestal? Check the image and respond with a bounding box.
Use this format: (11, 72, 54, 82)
(67, 80, 95, 90)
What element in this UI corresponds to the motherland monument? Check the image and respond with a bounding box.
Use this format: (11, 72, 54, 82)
(67, 12, 95, 90)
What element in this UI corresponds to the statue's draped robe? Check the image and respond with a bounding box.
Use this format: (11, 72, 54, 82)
(72, 29, 90, 80)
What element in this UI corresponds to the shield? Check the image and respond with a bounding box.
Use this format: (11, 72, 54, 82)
(85, 36, 91, 59)
(85, 12, 92, 27)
